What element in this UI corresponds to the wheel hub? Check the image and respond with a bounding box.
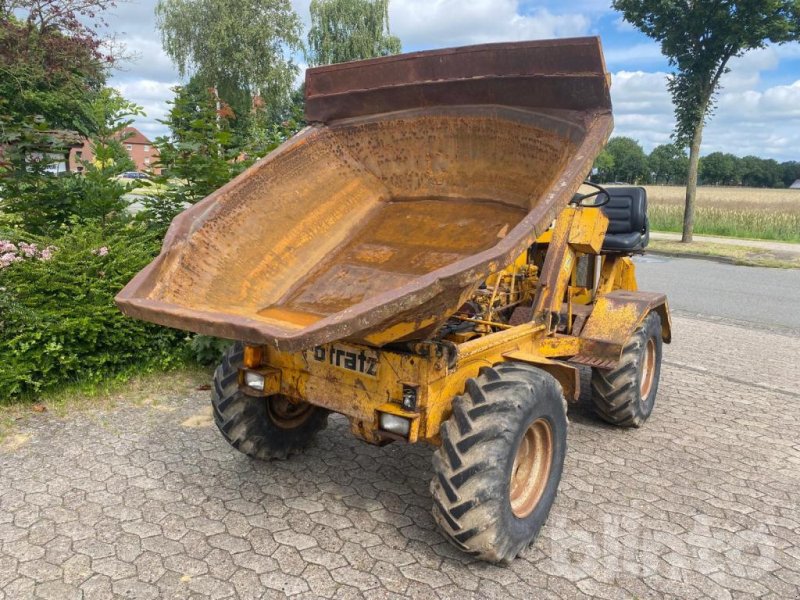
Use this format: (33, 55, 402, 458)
(509, 418, 553, 518)
(266, 395, 315, 429)
(640, 338, 656, 401)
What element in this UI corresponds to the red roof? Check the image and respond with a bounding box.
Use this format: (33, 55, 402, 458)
(119, 127, 151, 145)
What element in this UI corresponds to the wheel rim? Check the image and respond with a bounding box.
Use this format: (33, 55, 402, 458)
(640, 338, 656, 401)
(266, 395, 315, 429)
(509, 418, 553, 519)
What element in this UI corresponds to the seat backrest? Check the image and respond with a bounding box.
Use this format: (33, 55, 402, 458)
(601, 186, 647, 235)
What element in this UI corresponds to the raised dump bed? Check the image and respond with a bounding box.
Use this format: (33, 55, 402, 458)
(117, 37, 614, 351)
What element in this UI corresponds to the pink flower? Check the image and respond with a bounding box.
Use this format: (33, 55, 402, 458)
(19, 242, 38, 258)
(39, 246, 56, 261)
(92, 246, 109, 257)
(0, 241, 17, 254)
(1, 252, 22, 268)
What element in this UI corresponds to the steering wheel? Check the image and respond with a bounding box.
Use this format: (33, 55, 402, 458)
(570, 181, 611, 208)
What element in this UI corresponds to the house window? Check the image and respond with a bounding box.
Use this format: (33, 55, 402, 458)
(144, 158, 150, 166)
(144, 145, 149, 152)
(126, 144, 133, 151)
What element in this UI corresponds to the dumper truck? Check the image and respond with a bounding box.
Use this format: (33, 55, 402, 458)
(117, 37, 671, 563)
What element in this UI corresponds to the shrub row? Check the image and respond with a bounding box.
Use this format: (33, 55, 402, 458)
(0, 223, 190, 401)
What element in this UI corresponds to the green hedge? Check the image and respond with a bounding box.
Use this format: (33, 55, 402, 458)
(0, 222, 189, 402)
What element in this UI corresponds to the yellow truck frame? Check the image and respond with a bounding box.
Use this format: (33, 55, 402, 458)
(228, 202, 671, 562)
(118, 38, 672, 564)
(240, 205, 670, 445)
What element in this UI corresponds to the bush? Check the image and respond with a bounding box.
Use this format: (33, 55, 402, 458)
(0, 222, 189, 401)
(189, 335, 234, 366)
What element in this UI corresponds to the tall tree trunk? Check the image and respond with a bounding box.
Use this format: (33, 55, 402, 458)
(682, 121, 705, 243)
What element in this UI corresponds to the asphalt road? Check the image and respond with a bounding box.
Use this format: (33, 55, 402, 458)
(635, 254, 800, 333)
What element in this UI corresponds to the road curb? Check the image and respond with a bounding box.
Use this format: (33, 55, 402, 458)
(647, 250, 742, 267)
(646, 249, 799, 269)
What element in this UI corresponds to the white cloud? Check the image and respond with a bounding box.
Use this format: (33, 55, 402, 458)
(114, 36, 179, 83)
(388, 1, 590, 48)
(720, 47, 780, 92)
(291, 0, 592, 47)
(612, 15, 636, 33)
(610, 71, 674, 149)
(98, 0, 800, 160)
(759, 80, 800, 117)
(609, 69, 800, 160)
(612, 71, 673, 114)
(604, 43, 664, 68)
(112, 79, 177, 140)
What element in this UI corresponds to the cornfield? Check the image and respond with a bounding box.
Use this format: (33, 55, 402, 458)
(640, 186, 800, 243)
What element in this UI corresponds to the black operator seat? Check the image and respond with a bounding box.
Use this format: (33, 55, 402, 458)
(599, 186, 650, 253)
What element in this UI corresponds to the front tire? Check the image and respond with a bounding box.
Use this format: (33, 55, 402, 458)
(431, 362, 568, 563)
(590, 311, 663, 427)
(211, 344, 329, 460)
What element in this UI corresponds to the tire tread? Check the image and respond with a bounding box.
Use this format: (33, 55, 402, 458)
(431, 362, 567, 563)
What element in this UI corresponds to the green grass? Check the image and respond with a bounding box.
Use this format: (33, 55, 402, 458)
(641, 185, 800, 243)
(648, 239, 800, 269)
(0, 359, 206, 408)
(0, 414, 16, 446)
(648, 204, 800, 243)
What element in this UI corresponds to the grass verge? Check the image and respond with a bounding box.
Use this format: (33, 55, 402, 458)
(648, 239, 800, 269)
(0, 366, 210, 445)
(641, 185, 800, 243)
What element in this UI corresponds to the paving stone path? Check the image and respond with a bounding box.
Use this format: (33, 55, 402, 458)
(1, 315, 799, 599)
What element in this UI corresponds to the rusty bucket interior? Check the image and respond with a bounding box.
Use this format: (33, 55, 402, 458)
(117, 37, 614, 351)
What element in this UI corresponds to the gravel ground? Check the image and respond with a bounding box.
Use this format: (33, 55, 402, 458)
(1, 315, 799, 600)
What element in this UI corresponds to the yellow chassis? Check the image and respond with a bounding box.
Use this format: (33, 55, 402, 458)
(240, 205, 671, 445)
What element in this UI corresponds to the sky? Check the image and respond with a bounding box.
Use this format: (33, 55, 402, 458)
(105, 0, 800, 162)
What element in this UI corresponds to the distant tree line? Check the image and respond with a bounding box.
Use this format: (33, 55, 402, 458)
(593, 137, 800, 188)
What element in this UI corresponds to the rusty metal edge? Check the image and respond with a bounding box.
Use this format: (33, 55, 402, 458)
(115, 110, 614, 352)
(305, 37, 610, 123)
(305, 36, 607, 77)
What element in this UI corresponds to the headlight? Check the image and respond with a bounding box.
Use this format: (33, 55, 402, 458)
(244, 371, 265, 391)
(379, 413, 411, 437)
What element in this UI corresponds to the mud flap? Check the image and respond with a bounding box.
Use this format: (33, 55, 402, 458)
(572, 290, 671, 369)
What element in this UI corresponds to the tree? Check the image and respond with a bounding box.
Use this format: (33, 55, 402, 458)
(592, 149, 614, 182)
(780, 161, 800, 187)
(0, 0, 115, 135)
(155, 0, 303, 123)
(143, 83, 305, 231)
(614, 1, 800, 242)
(603, 137, 649, 183)
(700, 152, 738, 186)
(649, 143, 689, 185)
(740, 156, 782, 188)
(307, 0, 401, 67)
(151, 85, 247, 208)
(0, 88, 142, 235)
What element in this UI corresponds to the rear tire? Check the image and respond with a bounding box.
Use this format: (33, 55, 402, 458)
(590, 311, 662, 427)
(212, 343, 329, 460)
(431, 362, 568, 563)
